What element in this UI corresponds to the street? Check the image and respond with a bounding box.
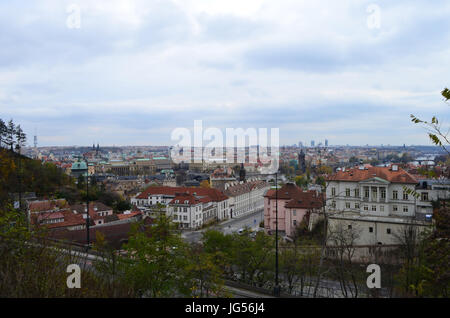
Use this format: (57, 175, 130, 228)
(181, 209, 264, 244)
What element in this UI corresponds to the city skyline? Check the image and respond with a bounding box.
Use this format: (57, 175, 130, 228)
(0, 1, 449, 147)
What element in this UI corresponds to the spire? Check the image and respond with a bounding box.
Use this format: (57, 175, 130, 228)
(239, 163, 246, 182)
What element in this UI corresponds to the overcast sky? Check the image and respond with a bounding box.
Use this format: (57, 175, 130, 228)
(0, 0, 449, 147)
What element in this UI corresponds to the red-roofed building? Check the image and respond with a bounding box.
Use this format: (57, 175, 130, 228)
(325, 164, 433, 246)
(131, 186, 230, 228)
(264, 183, 324, 238)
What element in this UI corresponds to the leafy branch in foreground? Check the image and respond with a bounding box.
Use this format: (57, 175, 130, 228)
(410, 88, 450, 155)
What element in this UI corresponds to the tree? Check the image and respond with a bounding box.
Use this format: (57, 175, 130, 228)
(118, 214, 191, 297)
(5, 119, 15, 151)
(200, 180, 210, 188)
(15, 125, 26, 151)
(185, 244, 228, 297)
(294, 175, 308, 188)
(411, 88, 450, 154)
(0, 204, 125, 297)
(327, 222, 363, 298)
(202, 230, 234, 276)
(0, 119, 6, 148)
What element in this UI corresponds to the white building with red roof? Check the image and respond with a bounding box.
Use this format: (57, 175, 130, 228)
(131, 186, 230, 228)
(325, 164, 433, 246)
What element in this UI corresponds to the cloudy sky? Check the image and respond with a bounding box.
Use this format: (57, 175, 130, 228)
(0, 0, 449, 147)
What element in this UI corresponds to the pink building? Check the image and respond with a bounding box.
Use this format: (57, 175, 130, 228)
(264, 183, 323, 238)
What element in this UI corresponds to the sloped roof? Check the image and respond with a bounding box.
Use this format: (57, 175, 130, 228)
(223, 180, 269, 197)
(264, 183, 324, 209)
(326, 166, 418, 184)
(28, 199, 69, 213)
(136, 186, 228, 202)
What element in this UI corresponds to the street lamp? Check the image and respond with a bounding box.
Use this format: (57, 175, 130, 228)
(84, 157, 90, 250)
(273, 171, 280, 297)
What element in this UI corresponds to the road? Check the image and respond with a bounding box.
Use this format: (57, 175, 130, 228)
(181, 209, 264, 244)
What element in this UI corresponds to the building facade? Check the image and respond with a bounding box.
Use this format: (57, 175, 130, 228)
(264, 183, 323, 238)
(131, 186, 230, 228)
(325, 165, 433, 246)
(224, 179, 270, 219)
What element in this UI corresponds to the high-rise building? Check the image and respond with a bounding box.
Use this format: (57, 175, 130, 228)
(311, 140, 315, 147)
(298, 141, 303, 148)
(325, 139, 328, 147)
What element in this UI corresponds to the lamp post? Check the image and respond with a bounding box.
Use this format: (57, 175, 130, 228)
(85, 158, 90, 250)
(274, 171, 280, 297)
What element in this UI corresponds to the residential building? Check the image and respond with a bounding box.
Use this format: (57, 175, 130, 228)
(264, 183, 323, 238)
(325, 164, 433, 246)
(224, 179, 270, 219)
(131, 186, 229, 227)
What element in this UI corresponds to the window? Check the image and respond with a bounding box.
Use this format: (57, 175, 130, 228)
(403, 191, 408, 200)
(393, 205, 398, 212)
(381, 188, 386, 199)
(348, 225, 352, 230)
(372, 187, 377, 199)
(183, 216, 187, 221)
(364, 187, 369, 198)
(364, 205, 369, 211)
(387, 228, 391, 234)
(345, 202, 350, 209)
(293, 220, 297, 226)
(355, 203, 360, 209)
(421, 192, 429, 201)
(380, 205, 384, 212)
(345, 188, 350, 197)
(293, 210, 297, 216)
(331, 201, 336, 209)
(331, 187, 336, 196)
(393, 190, 398, 200)
(173, 215, 178, 220)
(369, 227, 373, 233)
(371, 205, 377, 211)
(403, 206, 409, 213)
(355, 188, 360, 198)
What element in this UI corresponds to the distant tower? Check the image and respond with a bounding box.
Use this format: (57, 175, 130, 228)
(239, 163, 246, 182)
(96, 143, 100, 154)
(325, 139, 328, 147)
(311, 140, 315, 147)
(33, 134, 37, 149)
(298, 150, 306, 174)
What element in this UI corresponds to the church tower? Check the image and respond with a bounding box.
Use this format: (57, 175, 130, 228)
(298, 150, 306, 174)
(239, 163, 246, 182)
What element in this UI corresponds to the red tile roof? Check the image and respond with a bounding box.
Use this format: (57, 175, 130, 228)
(265, 183, 324, 209)
(31, 210, 87, 230)
(169, 193, 201, 205)
(117, 211, 143, 220)
(28, 199, 69, 213)
(223, 180, 269, 197)
(326, 166, 418, 184)
(136, 186, 228, 202)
